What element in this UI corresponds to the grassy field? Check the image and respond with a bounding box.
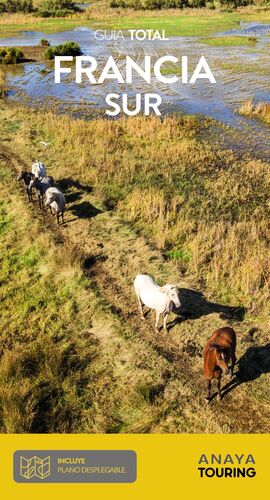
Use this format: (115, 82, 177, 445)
(0, 155, 176, 433)
(1, 5, 270, 38)
(0, 101, 270, 433)
(199, 35, 257, 46)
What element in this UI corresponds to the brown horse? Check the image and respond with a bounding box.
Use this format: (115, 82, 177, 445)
(204, 326, 236, 403)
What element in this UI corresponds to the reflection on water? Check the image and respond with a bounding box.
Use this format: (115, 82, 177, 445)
(1, 23, 270, 158)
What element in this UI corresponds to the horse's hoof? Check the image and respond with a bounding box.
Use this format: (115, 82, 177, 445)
(141, 316, 145, 321)
(205, 397, 210, 404)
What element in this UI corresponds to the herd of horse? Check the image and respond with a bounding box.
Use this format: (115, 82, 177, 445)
(17, 161, 237, 404)
(17, 161, 66, 225)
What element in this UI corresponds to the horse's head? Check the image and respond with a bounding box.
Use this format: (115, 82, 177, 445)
(211, 344, 229, 375)
(45, 190, 56, 207)
(161, 284, 181, 309)
(17, 171, 34, 184)
(17, 171, 26, 181)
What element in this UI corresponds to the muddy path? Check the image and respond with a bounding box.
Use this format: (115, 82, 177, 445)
(0, 145, 65, 244)
(2, 142, 270, 433)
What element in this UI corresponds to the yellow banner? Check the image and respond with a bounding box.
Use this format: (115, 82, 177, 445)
(0, 434, 268, 499)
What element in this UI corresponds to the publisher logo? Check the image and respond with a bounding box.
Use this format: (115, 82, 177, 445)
(14, 450, 136, 483)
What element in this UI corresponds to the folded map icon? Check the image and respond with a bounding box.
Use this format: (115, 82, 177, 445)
(20, 456, 50, 480)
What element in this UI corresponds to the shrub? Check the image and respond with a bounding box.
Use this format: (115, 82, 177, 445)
(131, 0, 144, 8)
(162, 0, 187, 6)
(44, 41, 82, 59)
(38, 0, 82, 17)
(109, 0, 127, 6)
(219, 0, 253, 4)
(40, 39, 51, 47)
(187, 0, 207, 6)
(0, 0, 34, 13)
(143, 0, 164, 8)
(0, 48, 24, 65)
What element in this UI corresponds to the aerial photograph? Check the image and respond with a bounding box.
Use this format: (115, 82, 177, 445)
(0, 0, 270, 434)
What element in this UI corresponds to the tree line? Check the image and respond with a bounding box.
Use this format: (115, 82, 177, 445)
(0, 0, 82, 17)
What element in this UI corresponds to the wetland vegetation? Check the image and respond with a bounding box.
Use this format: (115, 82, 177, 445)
(1, 4, 270, 38)
(44, 40, 82, 58)
(0, 47, 24, 63)
(239, 98, 270, 125)
(0, 101, 270, 432)
(0, 0, 82, 17)
(198, 35, 257, 45)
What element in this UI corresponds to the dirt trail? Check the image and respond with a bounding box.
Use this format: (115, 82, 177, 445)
(2, 143, 270, 433)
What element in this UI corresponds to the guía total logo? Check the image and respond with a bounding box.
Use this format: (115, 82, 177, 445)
(19, 455, 51, 480)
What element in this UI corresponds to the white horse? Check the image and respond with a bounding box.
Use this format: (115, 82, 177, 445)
(32, 160, 46, 179)
(45, 187, 66, 225)
(134, 274, 181, 333)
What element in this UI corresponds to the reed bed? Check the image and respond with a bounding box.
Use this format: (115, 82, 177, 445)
(239, 98, 270, 125)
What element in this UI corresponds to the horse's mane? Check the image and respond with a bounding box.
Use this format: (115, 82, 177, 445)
(210, 343, 225, 352)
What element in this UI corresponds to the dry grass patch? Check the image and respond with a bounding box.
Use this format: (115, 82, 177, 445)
(239, 98, 270, 125)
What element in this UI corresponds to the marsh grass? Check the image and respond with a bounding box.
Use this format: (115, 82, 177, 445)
(1, 103, 270, 432)
(239, 98, 270, 125)
(0, 47, 24, 64)
(0, 160, 186, 433)
(0, 68, 7, 96)
(199, 35, 257, 46)
(2, 104, 270, 321)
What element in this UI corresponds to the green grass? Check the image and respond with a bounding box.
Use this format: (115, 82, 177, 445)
(0, 18, 84, 37)
(0, 199, 11, 235)
(1, 7, 270, 38)
(88, 11, 270, 37)
(165, 248, 191, 263)
(160, 62, 182, 76)
(90, 14, 239, 36)
(198, 35, 257, 46)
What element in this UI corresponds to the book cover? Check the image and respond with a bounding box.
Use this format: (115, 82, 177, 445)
(0, 1, 269, 498)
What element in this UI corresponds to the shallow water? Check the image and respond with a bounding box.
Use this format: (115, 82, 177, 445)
(75, 3, 90, 10)
(1, 23, 270, 158)
(225, 21, 270, 36)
